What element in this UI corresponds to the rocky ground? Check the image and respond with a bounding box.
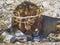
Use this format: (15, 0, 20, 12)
(0, 0, 60, 44)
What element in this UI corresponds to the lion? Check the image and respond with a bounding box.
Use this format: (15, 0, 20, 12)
(12, 1, 42, 39)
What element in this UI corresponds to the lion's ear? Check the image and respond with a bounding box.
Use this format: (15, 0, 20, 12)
(36, 6, 42, 18)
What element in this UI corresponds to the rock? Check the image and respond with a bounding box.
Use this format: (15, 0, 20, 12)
(1, 31, 9, 36)
(33, 36, 40, 42)
(47, 33, 59, 42)
(42, 1, 50, 9)
(0, 8, 3, 15)
(54, 2, 60, 9)
(15, 30, 25, 36)
(28, 41, 32, 45)
(10, 30, 27, 43)
(3, 35, 13, 43)
(48, 33, 55, 37)
(15, 42, 21, 44)
(10, 36, 16, 43)
(41, 0, 60, 18)
(5, 0, 14, 4)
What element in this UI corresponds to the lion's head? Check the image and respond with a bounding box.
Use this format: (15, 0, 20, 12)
(12, 1, 42, 36)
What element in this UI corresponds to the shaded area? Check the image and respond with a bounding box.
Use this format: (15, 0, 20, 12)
(42, 15, 60, 34)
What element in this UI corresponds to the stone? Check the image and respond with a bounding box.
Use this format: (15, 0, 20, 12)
(33, 36, 40, 42)
(3, 35, 13, 43)
(1, 31, 9, 36)
(14, 30, 25, 36)
(15, 42, 21, 44)
(6, 0, 14, 4)
(10, 30, 27, 43)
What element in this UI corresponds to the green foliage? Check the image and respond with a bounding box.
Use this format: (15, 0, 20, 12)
(1, 24, 8, 30)
(0, 16, 8, 31)
(0, 35, 6, 41)
(10, 32, 14, 35)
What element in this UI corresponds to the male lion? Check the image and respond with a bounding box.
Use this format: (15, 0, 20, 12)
(12, 1, 42, 40)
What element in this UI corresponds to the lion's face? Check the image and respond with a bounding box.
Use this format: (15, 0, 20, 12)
(12, 1, 42, 35)
(14, 15, 38, 30)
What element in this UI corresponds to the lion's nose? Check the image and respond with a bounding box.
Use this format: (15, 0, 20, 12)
(28, 18, 31, 22)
